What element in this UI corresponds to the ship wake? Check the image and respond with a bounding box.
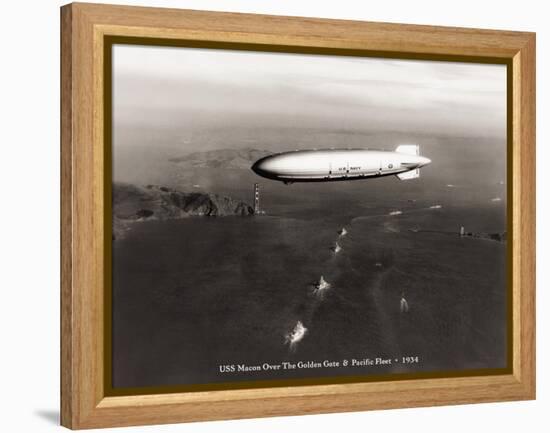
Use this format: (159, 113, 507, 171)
(285, 321, 308, 351)
(312, 275, 331, 298)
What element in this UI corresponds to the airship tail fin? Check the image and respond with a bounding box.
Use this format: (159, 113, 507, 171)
(395, 144, 419, 156)
(396, 169, 419, 181)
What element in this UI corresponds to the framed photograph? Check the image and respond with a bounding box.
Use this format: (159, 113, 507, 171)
(60, 3, 535, 429)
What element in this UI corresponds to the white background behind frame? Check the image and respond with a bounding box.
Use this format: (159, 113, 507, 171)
(0, 0, 544, 432)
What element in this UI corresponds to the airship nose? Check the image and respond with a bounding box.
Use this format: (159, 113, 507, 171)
(251, 157, 271, 177)
(251, 160, 261, 174)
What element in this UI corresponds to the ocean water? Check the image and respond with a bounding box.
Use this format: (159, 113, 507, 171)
(112, 168, 507, 388)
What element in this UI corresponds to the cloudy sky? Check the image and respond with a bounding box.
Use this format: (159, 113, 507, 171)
(113, 44, 506, 152)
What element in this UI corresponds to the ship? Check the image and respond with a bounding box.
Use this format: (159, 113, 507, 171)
(338, 227, 348, 237)
(331, 242, 342, 254)
(314, 276, 331, 291)
(286, 321, 307, 345)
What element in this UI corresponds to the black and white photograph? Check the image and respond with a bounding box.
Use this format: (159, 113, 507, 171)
(110, 43, 509, 391)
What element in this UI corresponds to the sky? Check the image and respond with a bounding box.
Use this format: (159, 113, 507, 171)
(113, 43, 507, 154)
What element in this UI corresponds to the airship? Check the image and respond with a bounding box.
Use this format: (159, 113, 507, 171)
(251, 145, 431, 184)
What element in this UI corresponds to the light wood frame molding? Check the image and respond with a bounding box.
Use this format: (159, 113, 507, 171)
(61, 2, 535, 429)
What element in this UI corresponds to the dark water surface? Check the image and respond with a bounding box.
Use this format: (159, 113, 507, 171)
(112, 171, 507, 388)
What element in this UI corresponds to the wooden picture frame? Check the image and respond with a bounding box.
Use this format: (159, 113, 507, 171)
(61, 2, 535, 429)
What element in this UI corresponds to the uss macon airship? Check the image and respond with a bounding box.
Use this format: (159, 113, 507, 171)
(251, 145, 431, 184)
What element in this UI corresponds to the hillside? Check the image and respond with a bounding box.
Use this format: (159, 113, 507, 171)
(113, 183, 254, 239)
